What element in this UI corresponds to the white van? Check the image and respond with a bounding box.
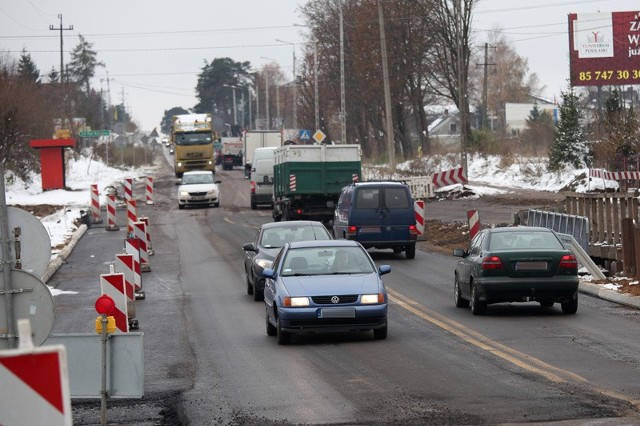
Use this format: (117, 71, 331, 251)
(250, 147, 277, 210)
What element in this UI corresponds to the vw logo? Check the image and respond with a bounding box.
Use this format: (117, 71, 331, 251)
(331, 296, 340, 304)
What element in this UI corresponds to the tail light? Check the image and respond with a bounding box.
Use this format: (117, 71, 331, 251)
(346, 225, 357, 238)
(482, 256, 503, 270)
(295, 208, 304, 215)
(250, 181, 256, 194)
(409, 224, 418, 239)
(559, 254, 578, 269)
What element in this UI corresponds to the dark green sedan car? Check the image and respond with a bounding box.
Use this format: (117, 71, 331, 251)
(453, 227, 579, 315)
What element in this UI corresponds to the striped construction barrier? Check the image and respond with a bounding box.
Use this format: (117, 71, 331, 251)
(125, 237, 144, 300)
(115, 253, 138, 330)
(90, 184, 103, 224)
(467, 209, 480, 240)
(145, 176, 154, 205)
(133, 221, 150, 272)
(106, 194, 119, 231)
(140, 216, 153, 255)
(124, 178, 133, 201)
(414, 200, 425, 240)
(432, 167, 468, 188)
(99, 272, 128, 332)
(127, 200, 137, 236)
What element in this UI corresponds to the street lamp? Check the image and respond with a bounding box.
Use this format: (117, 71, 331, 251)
(261, 57, 280, 129)
(276, 39, 297, 129)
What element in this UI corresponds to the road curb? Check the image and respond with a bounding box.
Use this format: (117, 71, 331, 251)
(42, 224, 88, 284)
(579, 280, 640, 310)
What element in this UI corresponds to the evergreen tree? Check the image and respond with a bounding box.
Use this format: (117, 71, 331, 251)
(548, 85, 587, 171)
(161, 106, 190, 134)
(67, 34, 104, 93)
(521, 104, 555, 154)
(17, 48, 40, 84)
(47, 67, 58, 83)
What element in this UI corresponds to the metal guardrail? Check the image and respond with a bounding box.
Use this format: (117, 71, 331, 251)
(556, 233, 607, 280)
(528, 209, 589, 252)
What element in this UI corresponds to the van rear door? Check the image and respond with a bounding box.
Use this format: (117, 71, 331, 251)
(352, 185, 414, 244)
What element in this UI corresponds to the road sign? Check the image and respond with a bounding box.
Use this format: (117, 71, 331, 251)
(0, 207, 52, 279)
(0, 321, 72, 426)
(0, 270, 55, 349)
(312, 130, 326, 144)
(299, 129, 311, 141)
(79, 130, 110, 138)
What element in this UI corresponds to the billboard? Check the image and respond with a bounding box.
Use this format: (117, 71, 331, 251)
(568, 11, 640, 86)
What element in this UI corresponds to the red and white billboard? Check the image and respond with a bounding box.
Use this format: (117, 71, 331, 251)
(568, 11, 640, 86)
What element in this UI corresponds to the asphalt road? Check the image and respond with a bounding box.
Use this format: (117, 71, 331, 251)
(47, 152, 640, 425)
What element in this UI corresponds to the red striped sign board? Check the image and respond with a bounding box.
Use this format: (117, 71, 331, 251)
(590, 168, 640, 181)
(145, 176, 154, 205)
(0, 344, 72, 425)
(90, 184, 102, 222)
(289, 174, 296, 191)
(106, 194, 119, 231)
(100, 273, 128, 332)
(115, 253, 136, 319)
(127, 199, 137, 235)
(124, 177, 133, 201)
(125, 238, 142, 292)
(414, 200, 425, 237)
(133, 221, 150, 271)
(432, 167, 468, 188)
(467, 209, 480, 240)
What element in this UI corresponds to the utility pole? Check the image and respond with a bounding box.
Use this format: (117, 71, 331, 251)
(314, 40, 319, 132)
(456, 0, 468, 176)
(49, 14, 73, 84)
(378, 0, 395, 171)
(339, 1, 346, 144)
(478, 43, 496, 129)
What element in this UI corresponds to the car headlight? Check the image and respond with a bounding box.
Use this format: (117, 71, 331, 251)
(180, 191, 189, 196)
(361, 293, 385, 304)
(284, 296, 310, 307)
(256, 259, 273, 269)
(206, 189, 218, 196)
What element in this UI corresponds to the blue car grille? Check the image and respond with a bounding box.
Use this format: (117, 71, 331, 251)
(311, 295, 358, 304)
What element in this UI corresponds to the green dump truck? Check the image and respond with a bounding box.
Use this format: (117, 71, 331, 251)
(272, 144, 362, 224)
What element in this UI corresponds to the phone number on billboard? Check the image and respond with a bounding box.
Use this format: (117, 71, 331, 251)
(578, 70, 640, 82)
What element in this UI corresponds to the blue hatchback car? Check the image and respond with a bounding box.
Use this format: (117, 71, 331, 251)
(263, 240, 391, 345)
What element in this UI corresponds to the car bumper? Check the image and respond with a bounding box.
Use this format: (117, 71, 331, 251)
(474, 276, 579, 303)
(277, 304, 387, 333)
(251, 193, 273, 205)
(179, 195, 218, 206)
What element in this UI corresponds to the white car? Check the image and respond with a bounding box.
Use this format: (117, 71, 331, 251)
(178, 171, 221, 209)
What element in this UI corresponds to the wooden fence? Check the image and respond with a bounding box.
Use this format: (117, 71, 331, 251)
(565, 193, 639, 260)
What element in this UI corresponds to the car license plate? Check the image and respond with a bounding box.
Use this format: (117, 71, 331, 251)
(359, 226, 380, 234)
(191, 196, 205, 200)
(515, 261, 547, 271)
(319, 307, 356, 318)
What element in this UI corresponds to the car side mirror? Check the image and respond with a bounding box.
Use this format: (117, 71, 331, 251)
(242, 242, 257, 252)
(262, 269, 275, 279)
(452, 248, 466, 257)
(215, 180, 222, 184)
(378, 265, 391, 275)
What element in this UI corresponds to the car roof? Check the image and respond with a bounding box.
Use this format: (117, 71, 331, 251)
(488, 226, 554, 234)
(287, 239, 360, 249)
(352, 181, 407, 187)
(261, 220, 326, 230)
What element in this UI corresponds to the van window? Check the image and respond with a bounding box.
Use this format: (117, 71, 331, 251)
(384, 187, 410, 209)
(355, 188, 380, 209)
(255, 159, 274, 175)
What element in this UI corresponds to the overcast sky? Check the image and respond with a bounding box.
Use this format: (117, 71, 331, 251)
(1, 0, 638, 131)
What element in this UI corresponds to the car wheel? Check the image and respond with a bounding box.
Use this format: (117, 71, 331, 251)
(539, 299, 554, 308)
(178, 204, 185, 210)
(214, 202, 220, 208)
(470, 283, 487, 315)
(266, 309, 276, 336)
(246, 275, 253, 295)
(276, 317, 290, 345)
(561, 292, 578, 314)
(454, 275, 469, 308)
(405, 244, 416, 259)
(253, 283, 263, 302)
(373, 323, 388, 340)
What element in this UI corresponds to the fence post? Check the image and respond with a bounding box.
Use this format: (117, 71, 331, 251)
(622, 218, 635, 276)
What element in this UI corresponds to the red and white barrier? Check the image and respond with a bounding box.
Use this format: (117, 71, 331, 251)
(106, 194, 119, 231)
(127, 200, 137, 236)
(289, 174, 297, 191)
(125, 237, 144, 299)
(124, 178, 133, 201)
(90, 184, 103, 223)
(145, 176, 154, 205)
(414, 200, 425, 239)
(133, 221, 150, 272)
(115, 254, 136, 320)
(0, 320, 72, 426)
(589, 168, 640, 181)
(140, 216, 153, 255)
(467, 209, 480, 240)
(432, 167, 468, 188)
(99, 272, 128, 332)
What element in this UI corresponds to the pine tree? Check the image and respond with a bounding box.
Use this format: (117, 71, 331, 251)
(548, 85, 587, 171)
(67, 34, 104, 93)
(17, 48, 40, 84)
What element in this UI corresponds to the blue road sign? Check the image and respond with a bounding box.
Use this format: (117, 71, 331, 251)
(299, 129, 311, 140)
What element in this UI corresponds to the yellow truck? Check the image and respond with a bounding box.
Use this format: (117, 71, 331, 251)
(172, 113, 217, 178)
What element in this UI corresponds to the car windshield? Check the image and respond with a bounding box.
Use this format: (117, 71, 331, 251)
(260, 226, 330, 248)
(281, 247, 375, 276)
(489, 231, 563, 250)
(182, 174, 213, 185)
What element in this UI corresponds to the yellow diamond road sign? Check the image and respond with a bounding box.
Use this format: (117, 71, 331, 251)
(312, 130, 326, 144)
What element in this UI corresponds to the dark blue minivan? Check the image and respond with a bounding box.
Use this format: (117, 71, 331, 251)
(332, 182, 418, 259)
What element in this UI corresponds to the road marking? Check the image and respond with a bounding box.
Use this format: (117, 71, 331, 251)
(388, 288, 640, 410)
